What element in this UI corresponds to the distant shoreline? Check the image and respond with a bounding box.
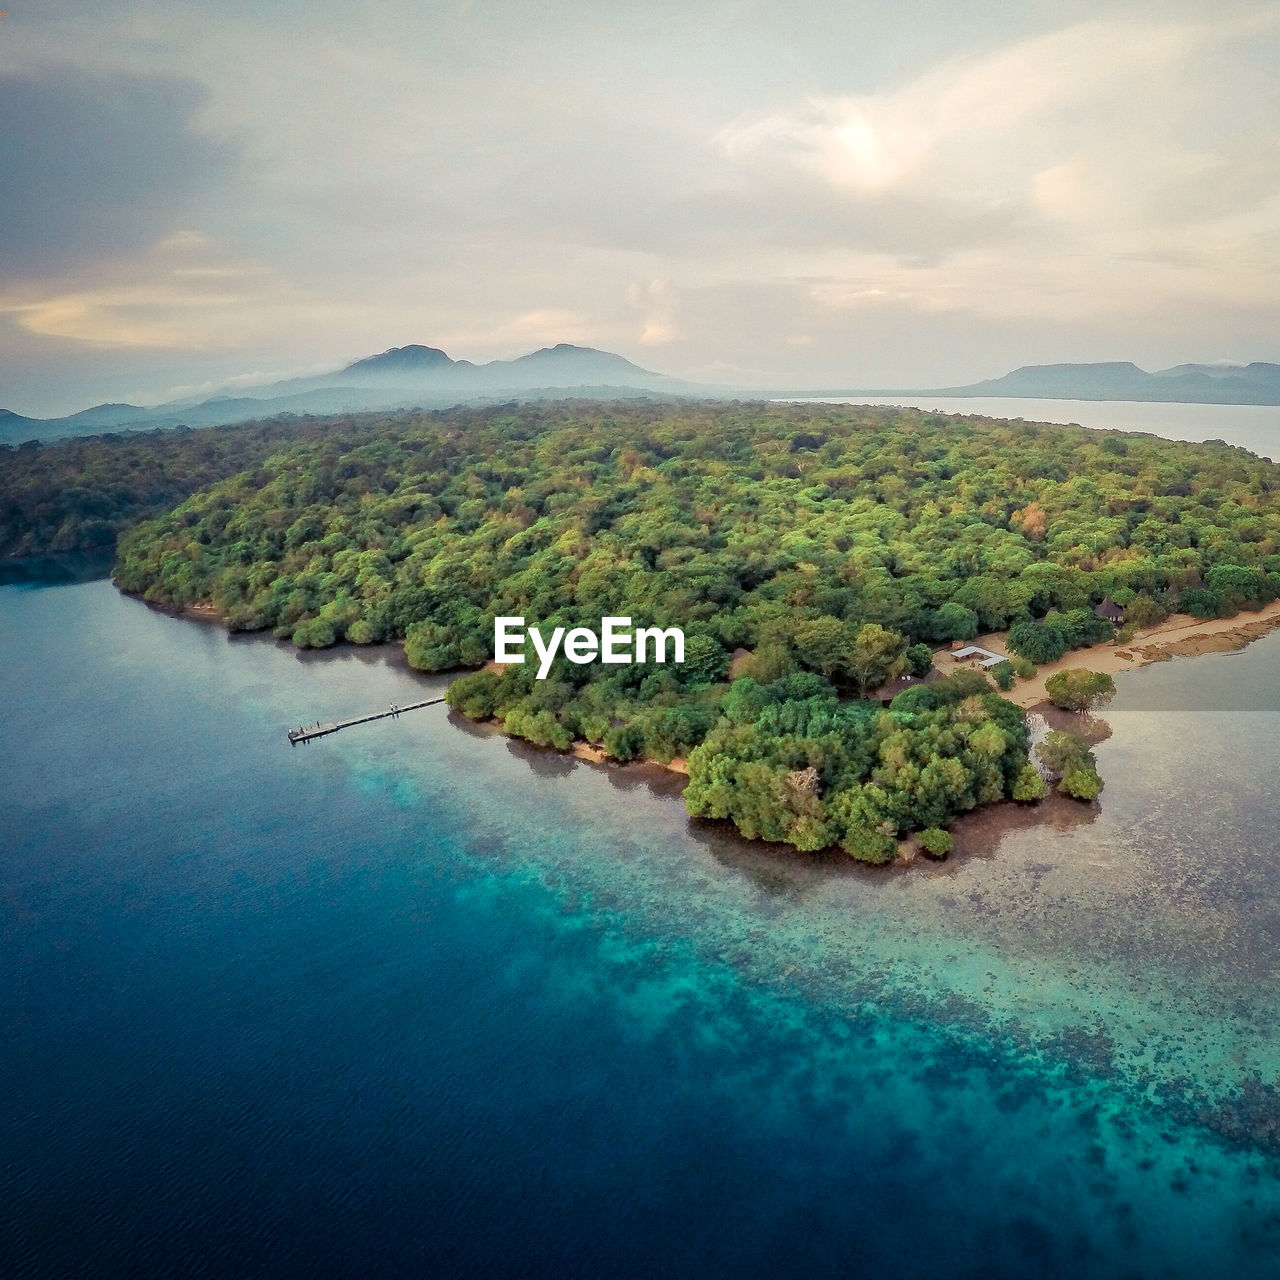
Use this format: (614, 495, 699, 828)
(951, 601, 1280, 711)
(780, 391, 1280, 408)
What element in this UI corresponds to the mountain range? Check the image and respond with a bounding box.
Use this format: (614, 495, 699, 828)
(5, 350, 1280, 445)
(0, 344, 707, 445)
(930, 360, 1280, 404)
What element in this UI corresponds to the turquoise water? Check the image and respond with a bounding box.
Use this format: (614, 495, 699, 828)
(3, 577, 1280, 1277)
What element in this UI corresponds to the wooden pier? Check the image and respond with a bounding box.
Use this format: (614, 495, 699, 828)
(287, 697, 445, 744)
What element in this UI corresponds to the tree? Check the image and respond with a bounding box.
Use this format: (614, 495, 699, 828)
(1181, 587, 1226, 619)
(1206, 564, 1262, 607)
(446, 669, 499, 719)
(1126, 595, 1169, 628)
(630, 704, 716, 763)
(1008, 619, 1068, 665)
(504, 705, 574, 751)
(845, 623, 909, 696)
(1035, 730, 1103, 800)
(292, 616, 336, 648)
(603, 722, 645, 761)
(906, 642, 934, 678)
(1061, 764, 1103, 800)
(840, 821, 897, 864)
(1011, 500, 1047, 539)
(1044, 668, 1117, 712)
(991, 659, 1015, 691)
(1012, 761, 1048, 802)
(1046, 608, 1114, 649)
(968, 721, 1009, 756)
(405, 620, 462, 671)
(743, 640, 794, 684)
(346, 617, 380, 645)
(1035, 729, 1093, 778)
(933, 602, 980, 642)
(721, 677, 771, 724)
(678, 633, 730, 684)
(792, 616, 853, 679)
(917, 827, 953, 858)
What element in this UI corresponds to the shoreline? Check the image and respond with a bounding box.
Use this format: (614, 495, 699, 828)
(570, 739, 689, 775)
(571, 602, 1280, 776)
(960, 598, 1280, 710)
(128, 583, 1280, 851)
(148, 584, 1280, 759)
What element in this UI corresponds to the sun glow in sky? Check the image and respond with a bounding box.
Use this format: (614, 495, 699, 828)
(1, 1, 1277, 414)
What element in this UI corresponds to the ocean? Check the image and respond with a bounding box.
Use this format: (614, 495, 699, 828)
(4, 453, 1280, 1276)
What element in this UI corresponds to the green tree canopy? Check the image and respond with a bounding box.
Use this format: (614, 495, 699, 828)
(1045, 668, 1117, 712)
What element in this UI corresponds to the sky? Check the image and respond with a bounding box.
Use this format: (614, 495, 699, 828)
(1, 0, 1278, 415)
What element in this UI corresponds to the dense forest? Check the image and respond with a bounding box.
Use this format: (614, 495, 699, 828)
(114, 400, 1280, 647)
(0, 416, 377, 559)
(98, 399, 1280, 855)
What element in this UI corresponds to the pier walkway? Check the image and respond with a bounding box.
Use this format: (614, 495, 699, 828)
(287, 698, 445, 744)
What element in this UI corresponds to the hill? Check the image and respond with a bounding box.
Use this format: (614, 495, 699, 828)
(933, 360, 1280, 404)
(4, 343, 707, 443)
(0, 415, 377, 558)
(0, 409, 39, 444)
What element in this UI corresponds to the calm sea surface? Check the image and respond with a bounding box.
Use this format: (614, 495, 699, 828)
(3, 573, 1280, 1278)
(785, 396, 1280, 459)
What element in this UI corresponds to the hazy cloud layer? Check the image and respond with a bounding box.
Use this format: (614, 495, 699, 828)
(1, 1, 1277, 413)
(0, 68, 234, 285)
(716, 15, 1280, 325)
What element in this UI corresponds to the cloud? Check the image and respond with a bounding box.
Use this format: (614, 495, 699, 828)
(5, 280, 257, 349)
(434, 309, 600, 357)
(2, 2, 1278, 408)
(719, 21, 1196, 195)
(0, 67, 237, 287)
(0, 228, 289, 348)
(626, 278, 679, 345)
(715, 14, 1280, 322)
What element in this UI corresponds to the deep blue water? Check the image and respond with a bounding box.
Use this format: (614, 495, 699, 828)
(4, 578, 1280, 1279)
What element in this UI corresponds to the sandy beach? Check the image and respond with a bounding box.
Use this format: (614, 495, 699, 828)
(964, 598, 1280, 709)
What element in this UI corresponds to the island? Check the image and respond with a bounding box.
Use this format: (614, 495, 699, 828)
(7, 399, 1280, 860)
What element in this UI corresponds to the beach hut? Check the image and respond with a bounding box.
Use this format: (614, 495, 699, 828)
(1093, 596, 1125, 625)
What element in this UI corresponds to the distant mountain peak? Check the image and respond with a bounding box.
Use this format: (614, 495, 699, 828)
(5, 341, 706, 443)
(508, 343, 658, 374)
(330, 340, 665, 386)
(1007, 360, 1144, 376)
(66, 403, 147, 423)
(933, 359, 1280, 405)
(343, 344, 456, 374)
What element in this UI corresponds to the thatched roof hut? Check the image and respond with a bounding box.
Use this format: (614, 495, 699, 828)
(1093, 595, 1125, 624)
